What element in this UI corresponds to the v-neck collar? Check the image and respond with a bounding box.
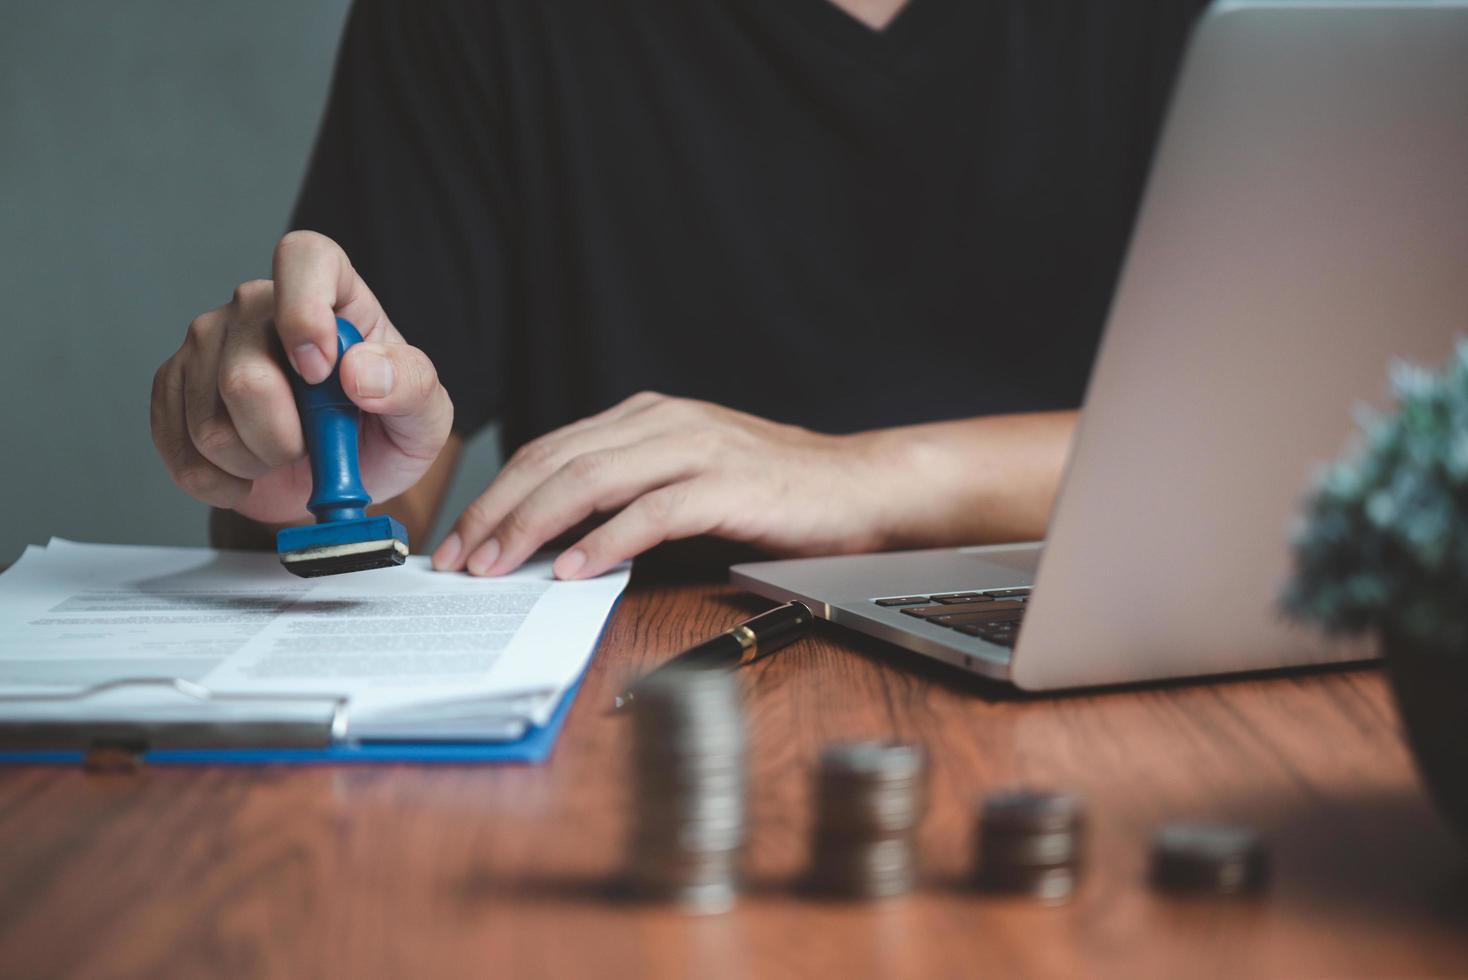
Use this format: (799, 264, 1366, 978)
(801, 0, 933, 43)
(769, 0, 957, 77)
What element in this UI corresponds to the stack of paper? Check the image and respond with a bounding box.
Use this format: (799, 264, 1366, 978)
(0, 540, 630, 743)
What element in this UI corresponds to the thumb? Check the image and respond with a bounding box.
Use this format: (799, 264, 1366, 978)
(272, 231, 392, 384)
(340, 341, 455, 458)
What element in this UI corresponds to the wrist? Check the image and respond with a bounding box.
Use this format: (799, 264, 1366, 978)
(846, 414, 1068, 551)
(841, 426, 965, 552)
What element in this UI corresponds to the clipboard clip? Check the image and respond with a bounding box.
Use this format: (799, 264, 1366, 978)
(0, 677, 350, 771)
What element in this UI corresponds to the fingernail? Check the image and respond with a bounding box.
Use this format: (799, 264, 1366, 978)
(555, 548, 587, 580)
(292, 343, 331, 384)
(354, 351, 394, 399)
(432, 532, 462, 570)
(467, 538, 501, 576)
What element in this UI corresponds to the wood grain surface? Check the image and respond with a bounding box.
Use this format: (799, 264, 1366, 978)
(0, 572, 1465, 979)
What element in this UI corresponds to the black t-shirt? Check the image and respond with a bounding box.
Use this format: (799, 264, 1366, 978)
(292, 0, 1207, 450)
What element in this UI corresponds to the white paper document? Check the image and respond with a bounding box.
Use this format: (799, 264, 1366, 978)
(0, 540, 630, 742)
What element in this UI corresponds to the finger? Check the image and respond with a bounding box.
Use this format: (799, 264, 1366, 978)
(180, 314, 271, 481)
(217, 314, 305, 469)
(434, 405, 686, 572)
(339, 341, 454, 461)
(150, 357, 252, 508)
(468, 437, 706, 577)
(554, 481, 722, 580)
(272, 230, 396, 384)
(225, 277, 274, 319)
(541, 389, 669, 443)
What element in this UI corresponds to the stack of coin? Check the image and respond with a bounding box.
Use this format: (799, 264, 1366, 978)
(974, 789, 1086, 902)
(1150, 822, 1269, 896)
(808, 741, 927, 899)
(628, 667, 747, 914)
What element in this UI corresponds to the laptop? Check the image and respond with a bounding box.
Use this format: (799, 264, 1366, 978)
(732, 1, 1468, 691)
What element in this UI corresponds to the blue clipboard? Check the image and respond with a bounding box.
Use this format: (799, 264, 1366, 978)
(0, 670, 588, 766)
(0, 594, 623, 767)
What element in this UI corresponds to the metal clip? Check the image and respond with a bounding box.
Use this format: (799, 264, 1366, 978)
(0, 677, 350, 758)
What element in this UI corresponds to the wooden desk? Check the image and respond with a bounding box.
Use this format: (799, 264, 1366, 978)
(1, 573, 1465, 979)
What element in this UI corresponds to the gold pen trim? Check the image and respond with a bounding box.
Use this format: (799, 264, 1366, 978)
(729, 624, 759, 665)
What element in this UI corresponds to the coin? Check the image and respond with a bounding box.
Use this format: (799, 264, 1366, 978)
(1150, 822, 1269, 895)
(819, 741, 928, 782)
(981, 789, 1086, 834)
(977, 864, 1079, 903)
(978, 827, 1083, 867)
(628, 667, 747, 914)
(808, 741, 927, 899)
(810, 837, 920, 899)
(974, 788, 1087, 902)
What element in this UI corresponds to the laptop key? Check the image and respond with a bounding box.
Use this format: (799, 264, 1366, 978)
(874, 596, 929, 607)
(933, 609, 1025, 627)
(901, 600, 1027, 619)
(929, 592, 990, 604)
(955, 622, 1018, 646)
(984, 588, 1032, 599)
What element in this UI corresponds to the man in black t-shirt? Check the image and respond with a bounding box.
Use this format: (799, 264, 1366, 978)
(149, 0, 1207, 579)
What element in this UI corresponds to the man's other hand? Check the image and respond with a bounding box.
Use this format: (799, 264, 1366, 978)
(432, 393, 915, 580)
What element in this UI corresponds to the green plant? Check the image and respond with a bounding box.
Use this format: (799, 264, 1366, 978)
(1284, 340, 1468, 649)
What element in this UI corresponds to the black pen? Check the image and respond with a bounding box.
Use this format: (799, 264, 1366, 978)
(612, 601, 814, 710)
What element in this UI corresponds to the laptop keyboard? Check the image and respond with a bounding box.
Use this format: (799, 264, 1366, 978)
(872, 588, 1031, 648)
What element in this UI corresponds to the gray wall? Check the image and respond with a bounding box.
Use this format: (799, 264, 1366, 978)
(0, 1, 500, 564)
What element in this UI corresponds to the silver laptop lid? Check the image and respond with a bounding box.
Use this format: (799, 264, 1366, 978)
(1013, 2, 1468, 688)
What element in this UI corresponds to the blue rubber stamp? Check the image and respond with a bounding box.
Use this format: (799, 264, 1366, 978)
(275, 317, 409, 577)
